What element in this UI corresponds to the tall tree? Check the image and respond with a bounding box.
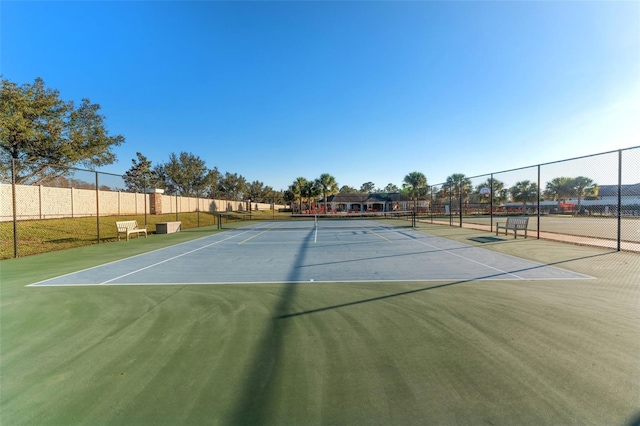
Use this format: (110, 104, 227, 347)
(203, 167, 222, 199)
(545, 177, 575, 209)
(157, 152, 208, 196)
(510, 180, 538, 213)
(476, 177, 506, 205)
(0, 77, 124, 184)
(218, 171, 247, 201)
(572, 176, 596, 212)
(446, 173, 472, 200)
(302, 179, 321, 213)
(283, 189, 296, 208)
(247, 180, 276, 203)
(384, 183, 399, 193)
(316, 173, 339, 214)
(339, 185, 358, 193)
(360, 182, 375, 193)
(123, 152, 159, 192)
(402, 171, 428, 213)
(289, 177, 307, 213)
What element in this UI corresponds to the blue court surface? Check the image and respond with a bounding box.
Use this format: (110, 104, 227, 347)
(29, 220, 592, 286)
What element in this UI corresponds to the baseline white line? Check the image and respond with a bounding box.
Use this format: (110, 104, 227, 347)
(30, 275, 594, 287)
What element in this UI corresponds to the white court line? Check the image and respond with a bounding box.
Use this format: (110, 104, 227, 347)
(238, 223, 285, 244)
(31, 275, 593, 287)
(363, 227, 392, 242)
(29, 227, 259, 287)
(99, 232, 252, 284)
(398, 229, 526, 280)
(26, 230, 248, 287)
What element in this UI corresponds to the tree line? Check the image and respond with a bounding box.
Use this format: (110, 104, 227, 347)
(427, 174, 598, 211)
(2, 77, 599, 209)
(124, 151, 286, 204)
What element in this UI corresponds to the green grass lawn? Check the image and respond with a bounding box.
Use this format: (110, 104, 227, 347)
(0, 210, 295, 259)
(0, 212, 219, 259)
(1, 225, 639, 425)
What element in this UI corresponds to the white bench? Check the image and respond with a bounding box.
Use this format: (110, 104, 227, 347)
(496, 217, 529, 239)
(116, 220, 147, 241)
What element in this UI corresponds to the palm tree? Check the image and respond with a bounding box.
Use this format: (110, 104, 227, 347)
(289, 177, 307, 213)
(545, 177, 575, 210)
(403, 171, 428, 213)
(301, 180, 320, 213)
(446, 173, 472, 212)
(572, 176, 596, 213)
(475, 177, 506, 207)
(316, 173, 339, 214)
(510, 180, 538, 213)
(446, 173, 472, 200)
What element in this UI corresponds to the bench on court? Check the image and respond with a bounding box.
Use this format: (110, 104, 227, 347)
(495, 217, 529, 239)
(116, 220, 147, 241)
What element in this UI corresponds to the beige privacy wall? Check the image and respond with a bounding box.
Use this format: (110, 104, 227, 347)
(1, 184, 284, 221)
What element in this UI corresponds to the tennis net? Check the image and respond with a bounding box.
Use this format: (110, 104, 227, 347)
(217, 211, 416, 230)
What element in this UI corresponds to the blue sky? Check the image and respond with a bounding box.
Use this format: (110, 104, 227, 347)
(2, 1, 638, 191)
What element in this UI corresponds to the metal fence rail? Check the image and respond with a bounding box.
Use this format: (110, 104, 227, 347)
(420, 147, 639, 252)
(1, 147, 638, 258)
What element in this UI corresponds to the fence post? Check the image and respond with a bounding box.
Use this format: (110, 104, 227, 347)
(143, 178, 148, 227)
(450, 183, 454, 226)
(96, 171, 100, 244)
(489, 174, 494, 232)
(429, 187, 434, 224)
(537, 165, 541, 240)
(617, 150, 622, 251)
(11, 158, 18, 258)
(458, 183, 463, 227)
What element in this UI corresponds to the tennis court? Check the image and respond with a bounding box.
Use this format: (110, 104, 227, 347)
(29, 217, 590, 286)
(3, 219, 638, 426)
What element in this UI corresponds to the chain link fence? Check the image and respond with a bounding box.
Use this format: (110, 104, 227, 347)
(1, 160, 281, 259)
(2, 147, 638, 258)
(418, 147, 640, 252)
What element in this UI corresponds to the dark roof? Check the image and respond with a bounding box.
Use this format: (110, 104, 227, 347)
(326, 193, 368, 203)
(598, 183, 640, 197)
(325, 192, 410, 203)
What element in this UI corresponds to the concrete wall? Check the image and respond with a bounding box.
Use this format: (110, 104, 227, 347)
(1, 184, 284, 221)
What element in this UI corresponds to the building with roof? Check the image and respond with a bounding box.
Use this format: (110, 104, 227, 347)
(317, 192, 420, 213)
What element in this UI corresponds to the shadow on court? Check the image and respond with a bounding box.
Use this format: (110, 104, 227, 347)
(276, 251, 613, 320)
(227, 227, 316, 425)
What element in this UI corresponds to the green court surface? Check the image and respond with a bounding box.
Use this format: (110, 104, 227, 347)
(1, 224, 639, 425)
